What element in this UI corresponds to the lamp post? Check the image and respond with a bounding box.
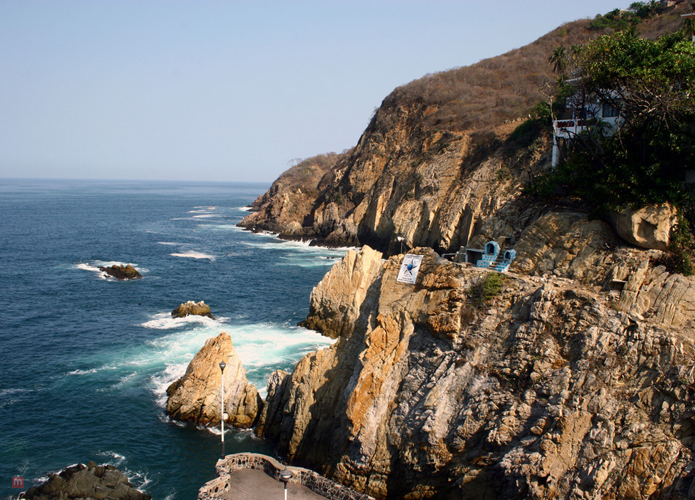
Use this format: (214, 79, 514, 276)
(279, 468, 293, 500)
(219, 360, 226, 458)
(397, 236, 404, 254)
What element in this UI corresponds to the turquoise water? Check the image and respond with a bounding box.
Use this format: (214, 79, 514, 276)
(0, 179, 347, 500)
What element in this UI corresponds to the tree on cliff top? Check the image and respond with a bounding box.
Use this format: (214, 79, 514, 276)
(546, 29, 695, 212)
(539, 29, 695, 274)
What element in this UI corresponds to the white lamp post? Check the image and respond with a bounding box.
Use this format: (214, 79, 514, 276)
(219, 360, 226, 458)
(279, 468, 293, 500)
(397, 236, 404, 254)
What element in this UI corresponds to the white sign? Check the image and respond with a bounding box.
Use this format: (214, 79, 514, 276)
(397, 254, 424, 284)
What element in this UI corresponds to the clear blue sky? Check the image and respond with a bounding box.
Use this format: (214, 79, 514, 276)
(0, 1, 634, 183)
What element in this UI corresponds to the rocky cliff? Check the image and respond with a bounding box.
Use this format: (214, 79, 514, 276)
(166, 332, 262, 428)
(239, 152, 346, 237)
(256, 246, 695, 499)
(239, 2, 692, 257)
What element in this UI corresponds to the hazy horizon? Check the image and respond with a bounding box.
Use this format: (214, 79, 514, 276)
(1, 1, 634, 183)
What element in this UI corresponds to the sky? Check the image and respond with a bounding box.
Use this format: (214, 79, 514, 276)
(0, 1, 635, 183)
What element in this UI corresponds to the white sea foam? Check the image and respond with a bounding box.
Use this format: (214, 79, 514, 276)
(157, 241, 180, 246)
(197, 224, 244, 232)
(157, 412, 187, 427)
(192, 214, 219, 218)
(0, 388, 31, 408)
(122, 467, 153, 492)
(170, 251, 215, 260)
(74, 260, 145, 278)
(141, 312, 225, 330)
(151, 363, 188, 407)
(238, 206, 252, 211)
(96, 450, 126, 464)
(67, 368, 98, 376)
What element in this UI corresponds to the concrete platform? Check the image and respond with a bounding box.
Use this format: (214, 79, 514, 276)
(219, 469, 325, 500)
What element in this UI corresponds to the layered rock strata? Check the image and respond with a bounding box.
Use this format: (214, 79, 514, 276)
(171, 300, 215, 319)
(166, 332, 261, 428)
(22, 461, 150, 500)
(257, 246, 695, 499)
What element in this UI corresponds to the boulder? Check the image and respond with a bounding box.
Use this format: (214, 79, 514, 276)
(608, 203, 675, 251)
(98, 264, 142, 280)
(21, 462, 150, 500)
(171, 300, 215, 319)
(166, 332, 261, 428)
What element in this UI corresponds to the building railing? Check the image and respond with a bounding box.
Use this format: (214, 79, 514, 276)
(198, 453, 375, 500)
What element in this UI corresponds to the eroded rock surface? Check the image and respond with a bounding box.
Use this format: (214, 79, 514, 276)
(166, 332, 261, 428)
(609, 203, 676, 251)
(300, 245, 383, 338)
(257, 246, 695, 500)
(171, 300, 215, 319)
(99, 264, 142, 280)
(22, 461, 150, 500)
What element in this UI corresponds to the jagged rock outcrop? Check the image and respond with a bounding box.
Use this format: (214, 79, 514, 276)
(171, 300, 215, 319)
(99, 264, 142, 280)
(238, 153, 346, 238)
(257, 246, 695, 500)
(21, 462, 150, 500)
(608, 203, 676, 251)
(166, 332, 261, 428)
(238, 4, 692, 256)
(300, 246, 383, 338)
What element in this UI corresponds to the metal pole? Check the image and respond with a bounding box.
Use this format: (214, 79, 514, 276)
(219, 361, 226, 458)
(280, 469, 293, 500)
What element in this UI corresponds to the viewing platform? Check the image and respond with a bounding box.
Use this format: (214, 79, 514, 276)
(199, 453, 374, 500)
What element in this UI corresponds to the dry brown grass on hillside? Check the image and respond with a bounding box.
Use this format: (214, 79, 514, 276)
(381, 0, 692, 133)
(272, 153, 345, 194)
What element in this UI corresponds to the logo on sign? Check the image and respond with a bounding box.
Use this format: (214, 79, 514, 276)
(12, 477, 24, 488)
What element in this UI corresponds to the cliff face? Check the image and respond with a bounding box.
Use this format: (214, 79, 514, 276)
(256, 246, 695, 499)
(241, 106, 550, 255)
(238, 3, 693, 259)
(239, 153, 345, 237)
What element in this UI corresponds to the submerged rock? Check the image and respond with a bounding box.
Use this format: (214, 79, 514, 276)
(98, 264, 142, 280)
(257, 245, 695, 500)
(171, 300, 215, 319)
(166, 332, 261, 428)
(21, 461, 150, 500)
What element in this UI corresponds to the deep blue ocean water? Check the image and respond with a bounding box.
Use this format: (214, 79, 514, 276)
(0, 179, 347, 500)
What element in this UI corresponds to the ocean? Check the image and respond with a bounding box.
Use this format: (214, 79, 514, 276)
(0, 179, 347, 500)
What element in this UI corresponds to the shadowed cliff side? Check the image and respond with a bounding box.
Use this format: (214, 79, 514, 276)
(256, 246, 695, 499)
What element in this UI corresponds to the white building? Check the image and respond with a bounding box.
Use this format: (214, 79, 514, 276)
(551, 92, 622, 167)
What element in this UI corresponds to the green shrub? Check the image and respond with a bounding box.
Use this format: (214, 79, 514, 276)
(468, 273, 507, 308)
(667, 211, 695, 276)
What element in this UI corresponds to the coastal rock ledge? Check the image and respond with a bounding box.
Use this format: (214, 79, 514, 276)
(257, 245, 695, 500)
(166, 332, 262, 428)
(20, 462, 150, 500)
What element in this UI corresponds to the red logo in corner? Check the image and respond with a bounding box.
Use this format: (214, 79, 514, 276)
(12, 477, 24, 488)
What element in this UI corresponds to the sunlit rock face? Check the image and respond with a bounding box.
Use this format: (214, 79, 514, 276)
(257, 246, 695, 500)
(166, 332, 262, 429)
(608, 203, 676, 251)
